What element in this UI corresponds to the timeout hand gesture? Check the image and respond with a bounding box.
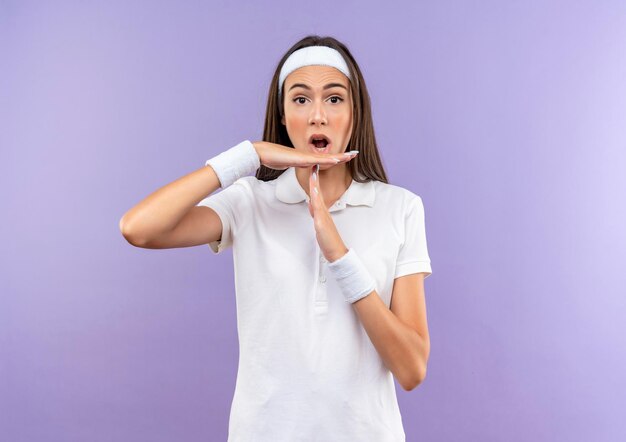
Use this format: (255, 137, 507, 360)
(252, 141, 358, 262)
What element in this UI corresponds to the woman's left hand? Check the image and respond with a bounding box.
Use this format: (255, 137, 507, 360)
(308, 164, 349, 263)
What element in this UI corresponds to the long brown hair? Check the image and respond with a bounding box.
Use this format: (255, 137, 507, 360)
(255, 35, 388, 184)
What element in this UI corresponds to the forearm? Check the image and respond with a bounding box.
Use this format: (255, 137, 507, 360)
(120, 164, 221, 244)
(352, 290, 428, 390)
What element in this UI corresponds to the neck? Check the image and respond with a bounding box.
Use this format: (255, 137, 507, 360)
(295, 164, 353, 207)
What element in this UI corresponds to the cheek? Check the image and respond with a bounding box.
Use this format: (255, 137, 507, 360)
(284, 113, 307, 129)
(283, 116, 308, 144)
(339, 114, 352, 132)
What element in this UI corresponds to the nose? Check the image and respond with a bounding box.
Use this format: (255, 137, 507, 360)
(308, 101, 327, 125)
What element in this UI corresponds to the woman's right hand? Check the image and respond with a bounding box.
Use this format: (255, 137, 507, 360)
(252, 141, 358, 171)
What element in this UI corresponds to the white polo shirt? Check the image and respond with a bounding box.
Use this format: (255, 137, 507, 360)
(197, 166, 432, 442)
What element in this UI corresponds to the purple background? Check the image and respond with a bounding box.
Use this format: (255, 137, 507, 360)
(2, 1, 625, 441)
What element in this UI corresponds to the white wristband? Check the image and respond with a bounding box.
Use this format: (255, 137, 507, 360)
(205, 139, 261, 188)
(327, 248, 377, 303)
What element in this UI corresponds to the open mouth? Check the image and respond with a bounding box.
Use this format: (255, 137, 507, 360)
(308, 134, 332, 153)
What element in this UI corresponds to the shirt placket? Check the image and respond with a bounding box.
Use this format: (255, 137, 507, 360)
(313, 201, 345, 316)
(314, 250, 328, 315)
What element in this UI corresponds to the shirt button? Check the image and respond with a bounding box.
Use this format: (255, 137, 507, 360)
(320, 276, 327, 283)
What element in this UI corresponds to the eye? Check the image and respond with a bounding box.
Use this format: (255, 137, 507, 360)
(292, 96, 344, 104)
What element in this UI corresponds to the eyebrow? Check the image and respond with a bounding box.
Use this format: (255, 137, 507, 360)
(288, 82, 348, 92)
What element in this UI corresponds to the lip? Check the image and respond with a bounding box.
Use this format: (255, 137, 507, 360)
(308, 133, 331, 144)
(309, 142, 332, 154)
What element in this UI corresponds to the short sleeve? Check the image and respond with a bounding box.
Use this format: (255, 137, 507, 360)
(394, 195, 432, 279)
(195, 178, 251, 254)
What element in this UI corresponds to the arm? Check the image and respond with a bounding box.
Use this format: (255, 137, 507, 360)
(119, 164, 222, 248)
(352, 272, 430, 391)
(305, 168, 431, 390)
(121, 139, 348, 249)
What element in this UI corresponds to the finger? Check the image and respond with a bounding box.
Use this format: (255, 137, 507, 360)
(308, 166, 315, 217)
(296, 150, 359, 168)
(324, 150, 359, 162)
(325, 150, 359, 165)
(309, 155, 342, 166)
(339, 150, 359, 161)
(309, 164, 321, 208)
(295, 157, 336, 169)
(308, 154, 353, 167)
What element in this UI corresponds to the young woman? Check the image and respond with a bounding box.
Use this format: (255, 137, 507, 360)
(120, 35, 432, 442)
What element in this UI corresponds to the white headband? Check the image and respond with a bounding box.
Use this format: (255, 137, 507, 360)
(278, 46, 351, 98)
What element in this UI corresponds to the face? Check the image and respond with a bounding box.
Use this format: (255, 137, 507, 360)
(281, 65, 353, 166)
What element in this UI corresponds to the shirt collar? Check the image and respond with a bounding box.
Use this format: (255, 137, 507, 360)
(275, 166, 375, 208)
